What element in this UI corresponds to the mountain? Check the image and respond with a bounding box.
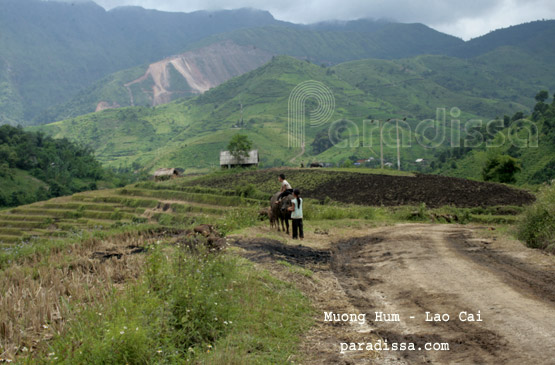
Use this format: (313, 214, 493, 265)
(32, 55, 540, 175)
(0, 0, 280, 126)
(37, 21, 465, 123)
(450, 20, 555, 59)
(37, 19, 555, 125)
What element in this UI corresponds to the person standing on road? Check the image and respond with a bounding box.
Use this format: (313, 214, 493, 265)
(288, 188, 303, 240)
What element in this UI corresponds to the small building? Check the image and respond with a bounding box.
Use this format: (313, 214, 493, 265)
(154, 168, 181, 181)
(220, 150, 259, 168)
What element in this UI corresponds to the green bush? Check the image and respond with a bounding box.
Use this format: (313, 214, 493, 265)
(517, 184, 555, 252)
(482, 155, 521, 183)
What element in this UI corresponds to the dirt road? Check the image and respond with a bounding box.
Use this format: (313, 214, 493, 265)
(234, 224, 555, 364)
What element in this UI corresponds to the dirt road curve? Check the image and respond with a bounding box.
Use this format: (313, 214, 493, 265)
(331, 224, 555, 364)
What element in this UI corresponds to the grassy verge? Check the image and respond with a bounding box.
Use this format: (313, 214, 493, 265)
(18, 241, 311, 364)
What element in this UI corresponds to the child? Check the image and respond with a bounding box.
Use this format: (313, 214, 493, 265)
(275, 173, 293, 203)
(288, 188, 303, 240)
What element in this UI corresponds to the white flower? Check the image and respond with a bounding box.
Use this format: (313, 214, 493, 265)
(157, 350, 163, 354)
(42, 324, 49, 329)
(120, 331, 125, 335)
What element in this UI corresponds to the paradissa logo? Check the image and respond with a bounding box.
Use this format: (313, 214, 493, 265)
(288, 80, 335, 148)
(288, 80, 539, 150)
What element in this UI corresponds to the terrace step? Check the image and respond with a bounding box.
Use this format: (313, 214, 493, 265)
(0, 214, 52, 222)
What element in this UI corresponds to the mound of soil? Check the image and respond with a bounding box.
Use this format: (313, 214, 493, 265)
(194, 169, 535, 207)
(311, 173, 535, 208)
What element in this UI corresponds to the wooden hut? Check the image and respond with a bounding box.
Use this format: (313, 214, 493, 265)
(220, 150, 259, 168)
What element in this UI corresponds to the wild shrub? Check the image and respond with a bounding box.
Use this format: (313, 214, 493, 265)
(517, 184, 555, 252)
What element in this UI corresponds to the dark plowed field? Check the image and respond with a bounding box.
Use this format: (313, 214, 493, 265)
(189, 169, 535, 208)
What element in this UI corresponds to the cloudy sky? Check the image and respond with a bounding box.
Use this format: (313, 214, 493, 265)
(89, 0, 555, 40)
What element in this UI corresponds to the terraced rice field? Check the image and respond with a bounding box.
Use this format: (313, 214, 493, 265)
(0, 183, 266, 246)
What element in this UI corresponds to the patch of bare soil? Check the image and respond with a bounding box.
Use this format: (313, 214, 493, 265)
(234, 238, 330, 266)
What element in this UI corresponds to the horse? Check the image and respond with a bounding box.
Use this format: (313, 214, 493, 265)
(270, 192, 293, 234)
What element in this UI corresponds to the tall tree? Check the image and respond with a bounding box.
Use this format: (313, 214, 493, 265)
(227, 134, 253, 161)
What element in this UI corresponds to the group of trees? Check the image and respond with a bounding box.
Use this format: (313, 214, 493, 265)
(0, 125, 106, 207)
(431, 90, 555, 184)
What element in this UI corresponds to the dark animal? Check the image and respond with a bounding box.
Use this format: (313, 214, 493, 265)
(270, 192, 293, 234)
(259, 207, 276, 229)
(309, 162, 324, 168)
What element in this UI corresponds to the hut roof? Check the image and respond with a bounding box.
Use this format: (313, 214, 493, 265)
(154, 168, 179, 177)
(220, 150, 259, 165)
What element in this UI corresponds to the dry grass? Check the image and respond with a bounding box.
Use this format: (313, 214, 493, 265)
(0, 232, 151, 360)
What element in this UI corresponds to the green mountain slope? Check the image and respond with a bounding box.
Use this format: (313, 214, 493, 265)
(332, 56, 526, 121)
(32, 56, 539, 174)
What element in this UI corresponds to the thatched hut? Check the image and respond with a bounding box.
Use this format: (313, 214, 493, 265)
(220, 150, 259, 168)
(154, 168, 180, 181)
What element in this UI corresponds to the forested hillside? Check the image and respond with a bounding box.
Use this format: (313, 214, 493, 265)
(435, 92, 555, 185)
(0, 125, 113, 207)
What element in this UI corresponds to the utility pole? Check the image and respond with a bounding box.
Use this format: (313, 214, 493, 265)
(372, 120, 384, 169)
(395, 117, 406, 171)
(384, 119, 389, 169)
